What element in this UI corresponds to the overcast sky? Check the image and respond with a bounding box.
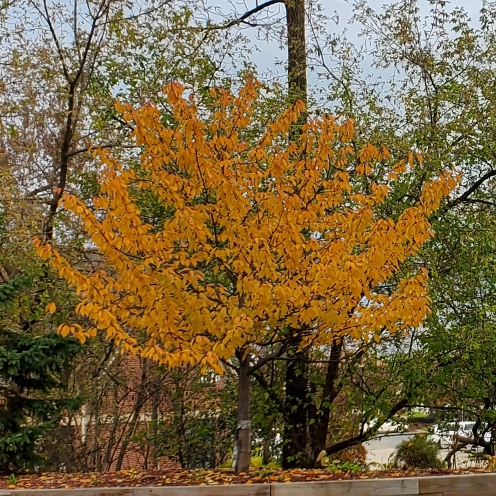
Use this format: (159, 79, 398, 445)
(208, 0, 485, 80)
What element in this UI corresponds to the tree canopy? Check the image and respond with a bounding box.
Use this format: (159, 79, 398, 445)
(37, 77, 456, 471)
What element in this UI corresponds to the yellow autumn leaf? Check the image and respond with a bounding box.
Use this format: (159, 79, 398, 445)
(45, 302, 56, 314)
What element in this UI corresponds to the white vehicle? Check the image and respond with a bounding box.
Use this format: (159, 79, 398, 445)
(429, 422, 490, 448)
(364, 418, 401, 434)
(378, 421, 400, 433)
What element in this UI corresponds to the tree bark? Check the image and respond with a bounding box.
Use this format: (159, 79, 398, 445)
(281, 0, 309, 469)
(286, 0, 307, 108)
(282, 345, 308, 468)
(149, 370, 161, 469)
(234, 356, 252, 473)
(115, 368, 149, 471)
(308, 338, 343, 466)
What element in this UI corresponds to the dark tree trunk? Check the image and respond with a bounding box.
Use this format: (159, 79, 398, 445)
(286, 0, 307, 108)
(281, 0, 309, 469)
(308, 338, 343, 466)
(115, 368, 149, 471)
(234, 356, 252, 473)
(282, 345, 308, 468)
(150, 375, 161, 469)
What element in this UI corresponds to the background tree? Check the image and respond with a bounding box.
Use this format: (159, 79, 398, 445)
(157, 368, 237, 469)
(0, 167, 84, 471)
(316, 0, 496, 460)
(0, 0, 239, 240)
(0, 313, 81, 472)
(0, 265, 81, 472)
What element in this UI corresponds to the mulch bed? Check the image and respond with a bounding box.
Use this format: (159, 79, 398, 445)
(0, 467, 491, 489)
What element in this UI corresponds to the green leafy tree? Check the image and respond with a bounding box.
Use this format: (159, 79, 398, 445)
(319, 0, 496, 460)
(420, 208, 496, 458)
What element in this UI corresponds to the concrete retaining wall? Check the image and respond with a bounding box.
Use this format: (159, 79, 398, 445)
(1, 474, 496, 496)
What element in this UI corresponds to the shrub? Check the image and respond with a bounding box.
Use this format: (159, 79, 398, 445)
(392, 434, 445, 469)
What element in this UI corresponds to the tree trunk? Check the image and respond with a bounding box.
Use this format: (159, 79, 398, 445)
(234, 356, 252, 473)
(286, 0, 307, 108)
(308, 338, 343, 467)
(282, 345, 308, 468)
(149, 371, 161, 469)
(115, 367, 149, 471)
(282, 0, 309, 469)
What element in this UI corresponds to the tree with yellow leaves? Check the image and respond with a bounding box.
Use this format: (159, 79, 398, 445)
(35, 77, 456, 473)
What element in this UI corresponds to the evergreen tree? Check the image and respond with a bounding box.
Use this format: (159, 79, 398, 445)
(0, 274, 81, 472)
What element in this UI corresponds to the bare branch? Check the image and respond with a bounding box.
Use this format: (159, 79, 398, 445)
(206, 0, 285, 30)
(34, 0, 71, 83)
(25, 184, 52, 198)
(248, 343, 286, 374)
(123, 0, 174, 21)
(450, 169, 496, 207)
(66, 143, 137, 159)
